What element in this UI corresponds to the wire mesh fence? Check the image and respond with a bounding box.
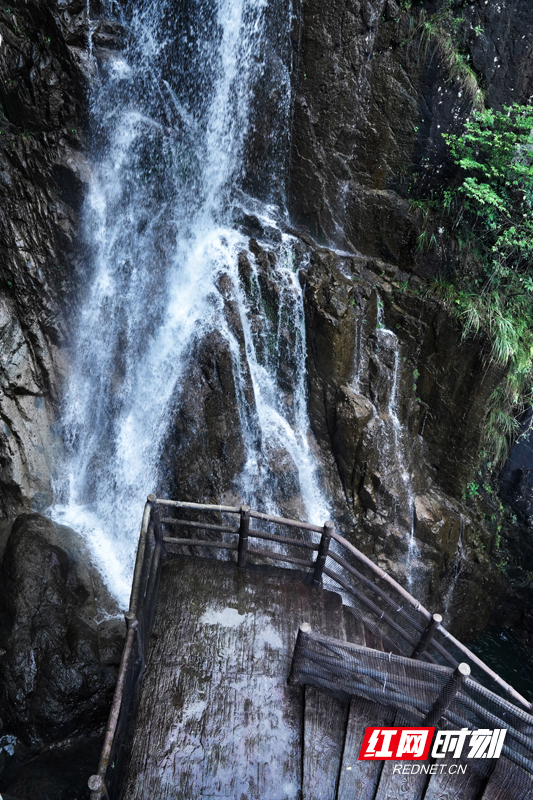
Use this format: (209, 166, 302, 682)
(291, 627, 533, 798)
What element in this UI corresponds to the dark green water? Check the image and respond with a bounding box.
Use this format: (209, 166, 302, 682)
(468, 627, 533, 704)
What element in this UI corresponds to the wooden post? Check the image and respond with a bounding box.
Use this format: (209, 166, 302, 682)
(424, 662, 470, 727)
(289, 622, 311, 685)
(128, 501, 151, 620)
(312, 521, 333, 587)
(411, 613, 442, 659)
(238, 505, 250, 568)
(148, 494, 164, 548)
(88, 774, 109, 799)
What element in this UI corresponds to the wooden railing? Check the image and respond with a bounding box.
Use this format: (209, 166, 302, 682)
(289, 625, 533, 788)
(88, 495, 533, 799)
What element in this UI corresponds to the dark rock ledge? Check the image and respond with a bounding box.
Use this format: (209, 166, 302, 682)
(0, 514, 125, 799)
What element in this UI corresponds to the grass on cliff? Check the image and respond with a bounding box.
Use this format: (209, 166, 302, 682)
(403, 0, 484, 109)
(420, 104, 533, 465)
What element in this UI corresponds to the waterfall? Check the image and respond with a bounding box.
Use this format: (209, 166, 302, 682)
(51, 0, 328, 606)
(374, 301, 420, 592)
(351, 315, 364, 392)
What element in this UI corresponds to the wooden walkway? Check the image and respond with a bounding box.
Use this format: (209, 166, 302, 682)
(121, 556, 356, 799)
(119, 554, 531, 800)
(88, 499, 533, 800)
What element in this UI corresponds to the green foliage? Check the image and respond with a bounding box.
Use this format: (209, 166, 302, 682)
(406, 2, 484, 109)
(430, 104, 533, 464)
(464, 481, 480, 500)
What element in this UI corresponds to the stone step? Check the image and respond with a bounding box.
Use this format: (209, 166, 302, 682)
(121, 556, 345, 800)
(302, 687, 347, 800)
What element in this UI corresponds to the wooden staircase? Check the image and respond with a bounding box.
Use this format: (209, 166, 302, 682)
(297, 623, 530, 800)
(88, 499, 533, 800)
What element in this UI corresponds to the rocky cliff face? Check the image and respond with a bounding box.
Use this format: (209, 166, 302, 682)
(0, 0, 126, 520)
(0, 3, 125, 794)
(288, 0, 533, 638)
(290, 0, 533, 263)
(296, 241, 507, 639)
(0, 514, 123, 798)
(0, 0, 90, 517)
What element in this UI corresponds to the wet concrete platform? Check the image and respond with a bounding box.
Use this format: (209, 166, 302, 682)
(121, 556, 346, 800)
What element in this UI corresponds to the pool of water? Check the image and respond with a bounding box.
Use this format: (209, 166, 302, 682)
(468, 627, 533, 704)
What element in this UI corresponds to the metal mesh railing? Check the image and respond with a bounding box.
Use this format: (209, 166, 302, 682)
(290, 627, 533, 798)
(152, 497, 533, 710)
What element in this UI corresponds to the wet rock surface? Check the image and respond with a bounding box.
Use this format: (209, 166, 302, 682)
(0, 513, 124, 796)
(161, 328, 249, 504)
(288, 0, 533, 642)
(0, 0, 91, 517)
(300, 245, 505, 637)
(500, 409, 533, 526)
(290, 0, 533, 265)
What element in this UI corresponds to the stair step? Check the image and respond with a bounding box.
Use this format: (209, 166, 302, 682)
(342, 607, 366, 646)
(479, 757, 531, 800)
(336, 698, 394, 800)
(372, 712, 430, 800)
(422, 755, 492, 800)
(302, 687, 347, 800)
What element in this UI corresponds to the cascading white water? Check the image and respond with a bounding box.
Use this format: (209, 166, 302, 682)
(374, 298, 420, 591)
(382, 332, 419, 592)
(351, 315, 364, 392)
(52, 0, 328, 606)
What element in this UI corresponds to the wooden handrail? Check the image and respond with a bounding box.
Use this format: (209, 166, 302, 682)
(129, 502, 151, 618)
(326, 550, 425, 634)
(161, 518, 237, 533)
(89, 615, 139, 799)
(329, 531, 432, 619)
(322, 566, 418, 649)
(163, 538, 239, 550)
(90, 495, 533, 797)
(294, 628, 533, 775)
(156, 498, 533, 710)
(248, 508, 324, 533)
(155, 498, 241, 513)
(248, 529, 319, 550)
(247, 547, 314, 570)
(437, 626, 533, 711)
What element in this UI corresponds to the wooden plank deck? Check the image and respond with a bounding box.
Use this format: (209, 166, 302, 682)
(121, 556, 345, 800)
(336, 698, 394, 800)
(302, 687, 347, 800)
